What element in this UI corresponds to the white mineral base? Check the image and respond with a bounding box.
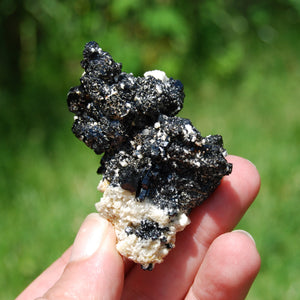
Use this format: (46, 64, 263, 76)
(95, 180, 190, 269)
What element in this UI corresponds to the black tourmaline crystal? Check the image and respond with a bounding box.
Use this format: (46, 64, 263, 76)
(67, 41, 232, 217)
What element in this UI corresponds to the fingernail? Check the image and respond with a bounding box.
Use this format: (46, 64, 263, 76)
(70, 213, 109, 262)
(233, 229, 256, 246)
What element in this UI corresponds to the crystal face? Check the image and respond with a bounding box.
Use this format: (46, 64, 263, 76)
(67, 41, 232, 269)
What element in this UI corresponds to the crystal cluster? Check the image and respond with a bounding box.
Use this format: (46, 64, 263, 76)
(67, 41, 232, 270)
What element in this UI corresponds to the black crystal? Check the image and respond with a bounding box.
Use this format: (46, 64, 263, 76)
(126, 219, 169, 241)
(67, 41, 232, 215)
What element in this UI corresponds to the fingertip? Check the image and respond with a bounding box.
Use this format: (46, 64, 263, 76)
(215, 231, 261, 291)
(187, 231, 261, 300)
(41, 213, 124, 300)
(226, 155, 261, 201)
(209, 230, 261, 273)
(70, 213, 111, 262)
(233, 229, 257, 246)
(217, 230, 261, 275)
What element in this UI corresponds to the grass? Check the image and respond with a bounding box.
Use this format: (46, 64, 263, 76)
(1, 34, 300, 299)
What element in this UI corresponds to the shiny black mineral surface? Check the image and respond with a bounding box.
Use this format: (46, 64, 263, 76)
(67, 41, 232, 216)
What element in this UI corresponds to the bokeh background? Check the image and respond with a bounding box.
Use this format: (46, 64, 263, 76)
(1, 1, 299, 299)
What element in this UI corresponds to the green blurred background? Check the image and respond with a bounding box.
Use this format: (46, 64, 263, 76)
(1, 0, 299, 299)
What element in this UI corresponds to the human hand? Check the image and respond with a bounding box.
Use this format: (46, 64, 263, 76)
(17, 155, 261, 300)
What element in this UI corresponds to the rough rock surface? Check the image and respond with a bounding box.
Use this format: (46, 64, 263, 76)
(67, 41, 232, 270)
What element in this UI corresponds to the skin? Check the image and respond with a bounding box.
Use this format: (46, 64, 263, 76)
(16, 155, 261, 300)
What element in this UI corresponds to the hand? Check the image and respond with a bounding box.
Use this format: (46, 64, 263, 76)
(17, 155, 261, 300)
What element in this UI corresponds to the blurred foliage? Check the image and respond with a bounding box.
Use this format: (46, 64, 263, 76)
(1, 0, 299, 153)
(1, 0, 300, 299)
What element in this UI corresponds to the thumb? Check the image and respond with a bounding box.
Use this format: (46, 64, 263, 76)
(38, 213, 124, 300)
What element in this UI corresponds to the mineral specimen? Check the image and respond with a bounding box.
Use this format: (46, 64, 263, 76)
(67, 41, 232, 270)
